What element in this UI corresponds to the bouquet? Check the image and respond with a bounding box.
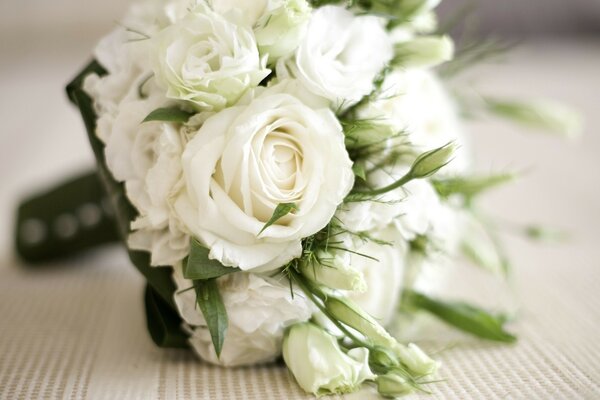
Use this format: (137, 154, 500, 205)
(15, 0, 581, 397)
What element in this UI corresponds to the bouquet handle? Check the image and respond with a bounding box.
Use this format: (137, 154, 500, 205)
(15, 171, 121, 264)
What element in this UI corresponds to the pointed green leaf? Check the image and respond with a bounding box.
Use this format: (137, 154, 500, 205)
(143, 107, 193, 123)
(352, 163, 367, 181)
(144, 285, 189, 348)
(184, 239, 240, 280)
(258, 203, 298, 235)
(405, 290, 517, 343)
(193, 279, 228, 357)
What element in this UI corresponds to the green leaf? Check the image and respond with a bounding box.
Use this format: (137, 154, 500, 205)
(142, 107, 193, 123)
(144, 285, 189, 348)
(258, 203, 298, 235)
(193, 279, 228, 357)
(433, 173, 517, 199)
(185, 239, 240, 280)
(524, 225, 569, 243)
(404, 290, 517, 343)
(352, 163, 367, 181)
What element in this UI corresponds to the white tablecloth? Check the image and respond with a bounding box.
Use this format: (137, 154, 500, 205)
(0, 37, 599, 399)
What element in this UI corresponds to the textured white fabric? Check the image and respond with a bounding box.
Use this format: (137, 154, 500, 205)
(1, 37, 599, 399)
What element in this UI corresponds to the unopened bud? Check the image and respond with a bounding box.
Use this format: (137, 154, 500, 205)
(325, 296, 395, 347)
(485, 98, 582, 138)
(395, 36, 454, 68)
(410, 142, 456, 179)
(376, 373, 414, 397)
(300, 252, 367, 292)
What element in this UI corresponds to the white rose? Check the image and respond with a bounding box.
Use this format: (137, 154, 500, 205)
(286, 5, 393, 109)
(173, 80, 354, 271)
(336, 165, 442, 240)
(102, 93, 190, 266)
(357, 68, 469, 174)
(254, 0, 311, 64)
(173, 270, 312, 366)
(346, 227, 407, 326)
(283, 323, 374, 395)
(152, 3, 270, 111)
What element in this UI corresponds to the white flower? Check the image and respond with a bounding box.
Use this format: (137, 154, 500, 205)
(283, 323, 374, 395)
(345, 227, 407, 326)
(173, 270, 312, 366)
(357, 68, 469, 174)
(151, 3, 270, 111)
(173, 80, 354, 271)
(84, 0, 194, 124)
(254, 0, 311, 64)
(209, 0, 269, 26)
(336, 166, 442, 240)
(285, 5, 393, 108)
(101, 93, 190, 266)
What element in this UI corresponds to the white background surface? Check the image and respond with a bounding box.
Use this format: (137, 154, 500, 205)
(0, 9, 599, 400)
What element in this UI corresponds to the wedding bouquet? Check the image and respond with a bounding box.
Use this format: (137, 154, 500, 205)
(15, 0, 581, 397)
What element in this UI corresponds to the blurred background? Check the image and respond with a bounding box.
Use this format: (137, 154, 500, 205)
(0, 1, 598, 398)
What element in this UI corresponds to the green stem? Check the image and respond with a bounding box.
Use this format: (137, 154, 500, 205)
(351, 171, 414, 198)
(291, 272, 373, 349)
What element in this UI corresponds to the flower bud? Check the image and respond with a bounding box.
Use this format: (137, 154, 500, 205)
(394, 36, 454, 68)
(254, 0, 312, 64)
(394, 343, 440, 376)
(376, 373, 414, 397)
(300, 251, 367, 292)
(485, 98, 582, 138)
(344, 120, 397, 150)
(409, 142, 456, 179)
(283, 323, 375, 395)
(324, 296, 396, 347)
(370, 347, 400, 368)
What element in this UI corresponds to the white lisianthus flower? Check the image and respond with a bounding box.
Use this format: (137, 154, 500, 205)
(285, 5, 393, 109)
(209, 0, 269, 26)
(357, 68, 469, 174)
(283, 323, 374, 395)
(173, 270, 312, 366)
(151, 3, 270, 111)
(101, 93, 190, 266)
(173, 80, 354, 272)
(84, 0, 194, 125)
(336, 166, 442, 240)
(346, 227, 407, 326)
(254, 0, 311, 64)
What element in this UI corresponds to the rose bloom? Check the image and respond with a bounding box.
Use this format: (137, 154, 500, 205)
(173, 80, 354, 272)
(152, 3, 270, 111)
(283, 5, 393, 109)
